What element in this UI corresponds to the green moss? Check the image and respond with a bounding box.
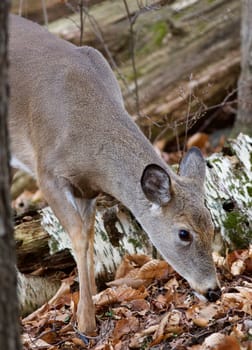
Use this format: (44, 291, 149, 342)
(173, 11, 183, 20)
(100, 230, 108, 242)
(49, 237, 59, 253)
(128, 237, 143, 249)
(137, 20, 168, 57)
(151, 21, 168, 46)
(223, 211, 252, 248)
(140, 337, 152, 350)
(126, 68, 144, 82)
(223, 211, 242, 230)
(197, 21, 207, 33)
(105, 309, 114, 318)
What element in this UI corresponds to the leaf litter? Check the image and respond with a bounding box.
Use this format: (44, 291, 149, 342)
(22, 248, 252, 350)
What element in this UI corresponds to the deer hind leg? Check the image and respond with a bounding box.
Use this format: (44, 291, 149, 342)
(38, 174, 97, 334)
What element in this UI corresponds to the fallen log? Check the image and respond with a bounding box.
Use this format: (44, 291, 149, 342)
(18, 271, 61, 316)
(12, 0, 241, 147)
(15, 198, 153, 279)
(205, 133, 252, 250)
(48, 0, 241, 145)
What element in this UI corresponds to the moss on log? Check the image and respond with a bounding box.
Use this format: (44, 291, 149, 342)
(205, 133, 252, 250)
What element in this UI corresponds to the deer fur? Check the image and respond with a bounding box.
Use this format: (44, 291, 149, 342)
(8, 15, 220, 334)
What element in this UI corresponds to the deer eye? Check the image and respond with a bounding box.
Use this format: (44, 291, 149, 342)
(178, 229, 192, 242)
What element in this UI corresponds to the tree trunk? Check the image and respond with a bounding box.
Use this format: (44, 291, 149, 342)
(234, 0, 252, 136)
(0, 3, 21, 349)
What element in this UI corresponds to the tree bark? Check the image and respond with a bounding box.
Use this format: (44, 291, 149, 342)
(234, 0, 252, 136)
(205, 133, 252, 250)
(0, 2, 21, 349)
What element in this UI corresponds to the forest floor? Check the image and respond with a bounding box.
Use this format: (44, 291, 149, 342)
(21, 248, 252, 350)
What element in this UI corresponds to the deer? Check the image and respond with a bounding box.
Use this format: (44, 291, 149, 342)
(8, 14, 221, 334)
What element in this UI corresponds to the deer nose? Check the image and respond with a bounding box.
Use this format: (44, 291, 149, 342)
(205, 287, 221, 302)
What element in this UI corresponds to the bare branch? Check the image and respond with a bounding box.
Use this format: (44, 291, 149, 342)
(123, 0, 140, 116)
(18, 0, 23, 16)
(41, 0, 48, 27)
(78, 0, 86, 45)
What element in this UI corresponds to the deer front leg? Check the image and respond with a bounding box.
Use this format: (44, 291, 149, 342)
(70, 221, 96, 334)
(87, 222, 97, 296)
(38, 174, 97, 334)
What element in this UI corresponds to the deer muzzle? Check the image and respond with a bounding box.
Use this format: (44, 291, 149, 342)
(204, 287, 222, 302)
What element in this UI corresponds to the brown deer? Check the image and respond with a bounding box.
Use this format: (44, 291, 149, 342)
(8, 15, 221, 334)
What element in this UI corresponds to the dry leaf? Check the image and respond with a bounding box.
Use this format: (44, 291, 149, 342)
(151, 310, 182, 345)
(231, 259, 246, 276)
(187, 302, 220, 329)
(202, 333, 240, 350)
(227, 249, 251, 274)
(94, 285, 148, 307)
(94, 344, 113, 350)
(110, 257, 172, 289)
(153, 293, 171, 310)
(129, 325, 159, 348)
(112, 306, 132, 318)
(212, 252, 226, 269)
(124, 299, 150, 314)
(72, 337, 86, 346)
(93, 288, 118, 307)
(187, 132, 209, 150)
(222, 289, 252, 316)
(164, 276, 179, 290)
(114, 254, 151, 279)
(107, 277, 146, 288)
(115, 256, 138, 279)
(137, 259, 172, 280)
(117, 285, 148, 302)
(40, 328, 58, 344)
(112, 317, 139, 341)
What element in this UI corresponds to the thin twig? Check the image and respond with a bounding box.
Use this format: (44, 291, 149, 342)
(84, 7, 132, 94)
(174, 121, 181, 154)
(183, 75, 193, 154)
(41, 0, 48, 27)
(154, 86, 237, 149)
(63, 0, 133, 107)
(79, 0, 86, 46)
(123, 0, 140, 116)
(18, 0, 23, 16)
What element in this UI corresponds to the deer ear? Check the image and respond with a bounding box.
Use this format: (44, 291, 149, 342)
(141, 164, 171, 206)
(179, 147, 206, 186)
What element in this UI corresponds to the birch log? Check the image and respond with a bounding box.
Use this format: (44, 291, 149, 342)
(205, 133, 252, 249)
